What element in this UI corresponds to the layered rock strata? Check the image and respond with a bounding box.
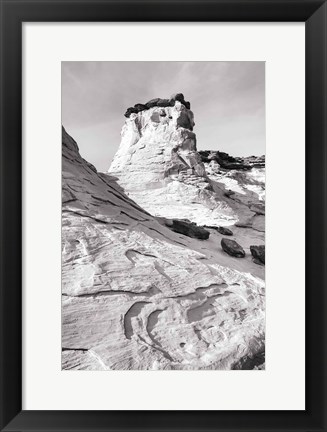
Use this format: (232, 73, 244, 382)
(62, 127, 265, 370)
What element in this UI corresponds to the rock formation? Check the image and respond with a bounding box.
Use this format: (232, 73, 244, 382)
(199, 150, 265, 170)
(202, 151, 265, 231)
(62, 124, 265, 370)
(221, 238, 246, 258)
(165, 219, 210, 240)
(207, 226, 234, 236)
(109, 95, 237, 227)
(124, 93, 191, 118)
(109, 95, 265, 232)
(250, 245, 265, 264)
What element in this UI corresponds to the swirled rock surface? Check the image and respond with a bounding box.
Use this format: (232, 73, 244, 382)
(62, 127, 265, 370)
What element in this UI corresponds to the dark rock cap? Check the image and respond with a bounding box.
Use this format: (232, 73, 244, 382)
(124, 107, 138, 117)
(134, 103, 148, 112)
(124, 94, 191, 117)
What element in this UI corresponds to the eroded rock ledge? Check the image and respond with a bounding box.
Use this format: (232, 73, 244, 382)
(199, 150, 265, 170)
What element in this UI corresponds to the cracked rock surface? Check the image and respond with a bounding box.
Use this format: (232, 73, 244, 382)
(62, 126, 265, 370)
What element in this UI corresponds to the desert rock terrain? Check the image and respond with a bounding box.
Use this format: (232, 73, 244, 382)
(62, 94, 265, 370)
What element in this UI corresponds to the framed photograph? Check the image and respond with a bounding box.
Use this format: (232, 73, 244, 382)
(0, 0, 326, 431)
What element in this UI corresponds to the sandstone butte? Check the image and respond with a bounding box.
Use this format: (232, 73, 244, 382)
(62, 94, 265, 370)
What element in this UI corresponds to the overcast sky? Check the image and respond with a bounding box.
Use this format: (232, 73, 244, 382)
(62, 61, 265, 172)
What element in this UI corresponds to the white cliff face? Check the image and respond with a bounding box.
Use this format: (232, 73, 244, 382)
(109, 100, 265, 231)
(109, 102, 237, 226)
(62, 127, 265, 370)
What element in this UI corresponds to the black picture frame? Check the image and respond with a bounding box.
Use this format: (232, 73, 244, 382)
(0, 0, 326, 431)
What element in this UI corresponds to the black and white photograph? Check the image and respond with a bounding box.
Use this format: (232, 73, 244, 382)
(62, 61, 265, 371)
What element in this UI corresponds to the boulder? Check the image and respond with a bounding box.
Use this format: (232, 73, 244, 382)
(250, 245, 265, 264)
(167, 219, 210, 240)
(217, 226, 233, 236)
(221, 238, 245, 258)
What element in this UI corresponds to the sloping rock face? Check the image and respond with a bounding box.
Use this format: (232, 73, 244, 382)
(62, 127, 265, 370)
